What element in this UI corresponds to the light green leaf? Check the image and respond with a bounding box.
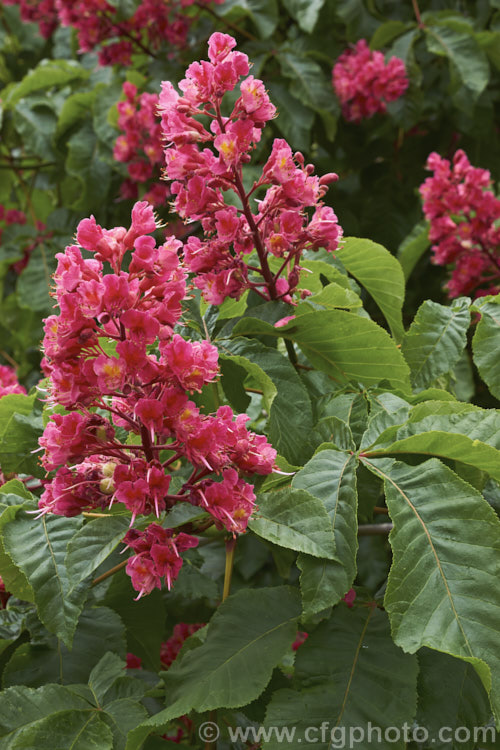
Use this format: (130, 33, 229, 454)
(125, 587, 301, 749)
(397, 220, 430, 282)
(3, 59, 89, 108)
(401, 298, 470, 390)
(263, 606, 418, 749)
(232, 311, 411, 391)
(3, 512, 87, 647)
(370, 20, 409, 49)
(336, 237, 406, 341)
(293, 450, 358, 618)
(365, 457, 500, 721)
(250, 489, 337, 559)
(471, 295, 500, 400)
(364, 408, 500, 483)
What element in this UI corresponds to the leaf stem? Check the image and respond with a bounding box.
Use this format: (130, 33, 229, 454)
(222, 536, 237, 602)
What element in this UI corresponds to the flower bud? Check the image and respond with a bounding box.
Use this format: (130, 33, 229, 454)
(100, 476, 115, 495)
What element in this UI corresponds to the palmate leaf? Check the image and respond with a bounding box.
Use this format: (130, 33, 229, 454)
(2, 512, 87, 648)
(363, 457, 500, 722)
(232, 311, 410, 391)
(336, 238, 406, 341)
(125, 586, 301, 750)
(292, 449, 358, 618)
(263, 605, 418, 749)
(401, 298, 470, 390)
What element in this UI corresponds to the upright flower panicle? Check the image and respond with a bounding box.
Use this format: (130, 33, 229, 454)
(420, 149, 500, 298)
(159, 32, 343, 305)
(37, 200, 277, 598)
(332, 39, 408, 123)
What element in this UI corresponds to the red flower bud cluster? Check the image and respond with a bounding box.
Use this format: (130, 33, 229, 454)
(160, 621, 205, 667)
(420, 150, 500, 298)
(5, 0, 223, 65)
(332, 39, 408, 123)
(37, 200, 276, 597)
(113, 82, 169, 207)
(0, 365, 26, 398)
(159, 32, 343, 305)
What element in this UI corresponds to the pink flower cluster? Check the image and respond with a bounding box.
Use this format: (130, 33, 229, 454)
(0, 204, 26, 247)
(5, 0, 223, 65)
(37, 200, 276, 597)
(0, 365, 26, 398)
(332, 39, 408, 123)
(420, 150, 500, 298)
(113, 82, 169, 207)
(160, 621, 205, 667)
(159, 32, 342, 305)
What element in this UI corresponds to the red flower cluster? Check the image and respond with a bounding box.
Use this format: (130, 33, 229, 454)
(332, 39, 408, 123)
(0, 204, 26, 247)
(160, 621, 205, 667)
(37, 200, 276, 597)
(3, 0, 58, 39)
(113, 82, 169, 207)
(420, 150, 500, 298)
(159, 32, 342, 305)
(5, 0, 223, 65)
(0, 365, 26, 398)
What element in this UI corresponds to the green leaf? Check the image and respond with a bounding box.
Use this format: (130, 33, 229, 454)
(250, 489, 337, 559)
(66, 516, 129, 589)
(232, 311, 411, 391)
(3, 512, 87, 647)
(336, 237, 406, 341)
(103, 573, 166, 671)
(365, 457, 500, 722)
(214, 0, 279, 38)
(88, 652, 127, 706)
(281, 0, 325, 32)
(56, 90, 96, 141)
(397, 220, 430, 282)
(0, 503, 35, 603)
(16, 246, 57, 314)
(364, 408, 500, 483)
(6, 710, 113, 749)
(263, 606, 418, 748)
(278, 50, 337, 135)
(65, 121, 111, 213)
(3, 606, 126, 688)
(293, 450, 358, 618)
(471, 295, 500, 400)
(416, 649, 492, 749)
(425, 24, 490, 97)
(219, 337, 314, 465)
(0, 684, 97, 747)
(401, 298, 470, 390)
(268, 81, 314, 153)
(126, 587, 301, 749)
(3, 59, 89, 108)
(305, 282, 362, 311)
(370, 20, 409, 49)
